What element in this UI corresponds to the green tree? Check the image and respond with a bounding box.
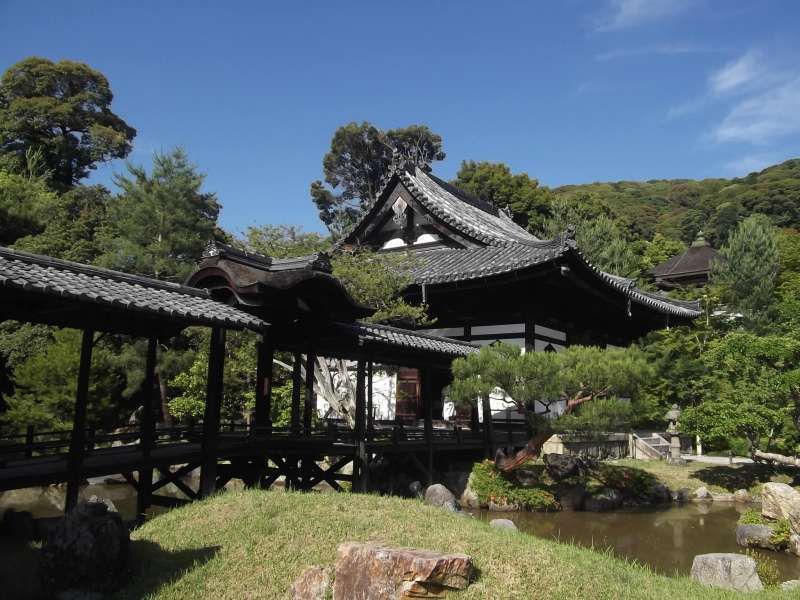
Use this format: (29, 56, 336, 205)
(452, 161, 552, 231)
(638, 233, 686, 273)
(448, 343, 649, 470)
(0, 57, 135, 190)
(242, 224, 330, 258)
(14, 184, 111, 262)
(310, 122, 445, 235)
(0, 167, 57, 245)
(711, 214, 779, 326)
(99, 148, 222, 281)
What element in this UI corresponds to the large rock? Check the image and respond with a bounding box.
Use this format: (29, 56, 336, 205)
(789, 533, 800, 557)
(735, 524, 778, 551)
(40, 497, 129, 594)
(332, 542, 472, 599)
(289, 566, 332, 600)
(671, 488, 690, 503)
(647, 483, 672, 504)
(692, 486, 712, 501)
(424, 484, 458, 512)
(459, 475, 480, 509)
(543, 453, 585, 481)
(710, 492, 735, 502)
(490, 518, 518, 531)
(690, 553, 763, 592)
(553, 483, 586, 511)
(782, 579, 800, 590)
(734, 489, 753, 503)
(761, 482, 800, 531)
(584, 488, 622, 512)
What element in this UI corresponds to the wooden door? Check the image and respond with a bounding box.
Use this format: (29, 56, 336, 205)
(395, 368, 420, 421)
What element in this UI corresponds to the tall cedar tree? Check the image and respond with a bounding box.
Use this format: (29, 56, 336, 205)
(0, 57, 135, 191)
(711, 214, 779, 327)
(100, 148, 222, 281)
(311, 122, 445, 236)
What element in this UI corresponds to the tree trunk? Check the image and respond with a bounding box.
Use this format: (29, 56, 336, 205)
(753, 449, 800, 468)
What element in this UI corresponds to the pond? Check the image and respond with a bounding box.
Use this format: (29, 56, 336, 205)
(473, 503, 800, 581)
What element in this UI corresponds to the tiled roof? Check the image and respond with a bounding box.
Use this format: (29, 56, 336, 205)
(0, 247, 267, 332)
(400, 168, 539, 246)
(334, 321, 479, 357)
(410, 237, 702, 319)
(203, 242, 333, 273)
(650, 244, 718, 278)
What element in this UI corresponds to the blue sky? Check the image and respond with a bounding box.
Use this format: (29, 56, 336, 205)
(2, 1, 799, 234)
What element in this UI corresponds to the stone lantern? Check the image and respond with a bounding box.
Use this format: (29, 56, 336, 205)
(663, 404, 685, 465)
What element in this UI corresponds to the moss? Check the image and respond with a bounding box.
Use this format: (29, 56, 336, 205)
(739, 508, 767, 525)
(769, 519, 791, 548)
(469, 460, 559, 511)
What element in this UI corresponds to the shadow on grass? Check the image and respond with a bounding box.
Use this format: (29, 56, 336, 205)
(691, 463, 796, 491)
(113, 541, 220, 599)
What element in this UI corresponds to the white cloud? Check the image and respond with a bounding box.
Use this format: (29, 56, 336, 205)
(597, 0, 692, 31)
(713, 78, 800, 144)
(708, 50, 763, 95)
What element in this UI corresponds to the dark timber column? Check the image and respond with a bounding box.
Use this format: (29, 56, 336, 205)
(354, 359, 367, 492)
(303, 349, 316, 436)
(136, 336, 158, 522)
(287, 352, 302, 489)
(366, 360, 374, 436)
(422, 368, 434, 486)
(254, 333, 274, 434)
(524, 314, 536, 353)
(200, 327, 226, 498)
(66, 329, 94, 513)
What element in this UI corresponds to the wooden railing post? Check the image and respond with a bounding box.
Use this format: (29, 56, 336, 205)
(66, 328, 94, 513)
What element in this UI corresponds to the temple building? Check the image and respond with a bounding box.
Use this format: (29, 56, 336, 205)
(649, 232, 718, 289)
(339, 162, 701, 420)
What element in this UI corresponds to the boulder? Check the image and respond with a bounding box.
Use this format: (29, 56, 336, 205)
(584, 488, 622, 512)
(553, 483, 586, 511)
(489, 518, 518, 531)
(648, 483, 672, 504)
(735, 524, 778, 551)
(543, 453, 585, 481)
(692, 486, 712, 501)
(671, 488, 690, 503)
(289, 566, 332, 600)
(733, 489, 753, 503)
(40, 497, 129, 594)
(424, 484, 458, 512)
(459, 475, 481, 509)
(332, 542, 472, 599)
(409, 481, 424, 499)
(788, 533, 800, 557)
(514, 467, 540, 488)
(690, 553, 763, 592)
(761, 483, 800, 532)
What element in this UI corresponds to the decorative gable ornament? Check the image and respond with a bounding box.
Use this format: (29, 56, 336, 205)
(391, 197, 408, 228)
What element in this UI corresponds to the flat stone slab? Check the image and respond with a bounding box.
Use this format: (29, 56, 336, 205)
(333, 542, 472, 599)
(490, 518, 518, 531)
(691, 553, 763, 592)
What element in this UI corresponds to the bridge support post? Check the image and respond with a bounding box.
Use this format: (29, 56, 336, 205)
(252, 333, 273, 488)
(200, 327, 226, 498)
(287, 352, 302, 490)
(353, 359, 367, 492)
(303, 348, 316, 436)
(136, 336, 158, 522)
(481, 394, 494, 458)
(422, 368, 434, 487)
(66, 328, 94, 513)
(366, 360, 374, 437)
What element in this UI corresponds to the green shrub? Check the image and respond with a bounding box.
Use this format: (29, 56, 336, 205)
(738, 508, 766, 525)
(743, 549, 780, 587)
(594, 464, 658, 498)
(469, 460, 559, 511)
(770, 519, 791, 548)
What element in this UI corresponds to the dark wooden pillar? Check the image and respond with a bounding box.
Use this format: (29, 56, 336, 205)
(200, 327, 226, 498)
(66, 329, 94, 513)
(136, 336, 158, 522)
(290, 352, 302, 436)
(253, 333, 274, 434)
(422, 368, 434, 486)
(303, 349, 316, 436)
(366, 360, 374, 436)
(524, 314, 536, 353)
(354, 359, 367, 492)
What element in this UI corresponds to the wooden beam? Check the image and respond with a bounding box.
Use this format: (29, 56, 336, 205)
(136, 336, 158, 522)
(303, 348, 316, 436)
(66, 328, 94, 513)
(200, 327, 226, 498)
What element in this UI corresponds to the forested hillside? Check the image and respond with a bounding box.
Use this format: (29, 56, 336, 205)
(552, 159, 800, 246)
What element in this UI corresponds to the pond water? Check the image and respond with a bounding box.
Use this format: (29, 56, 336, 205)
(473, 503, 800, 581)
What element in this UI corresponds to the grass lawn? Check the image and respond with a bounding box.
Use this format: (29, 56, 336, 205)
(612, 459, 796, 496)
(70, 489, 799, 599)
